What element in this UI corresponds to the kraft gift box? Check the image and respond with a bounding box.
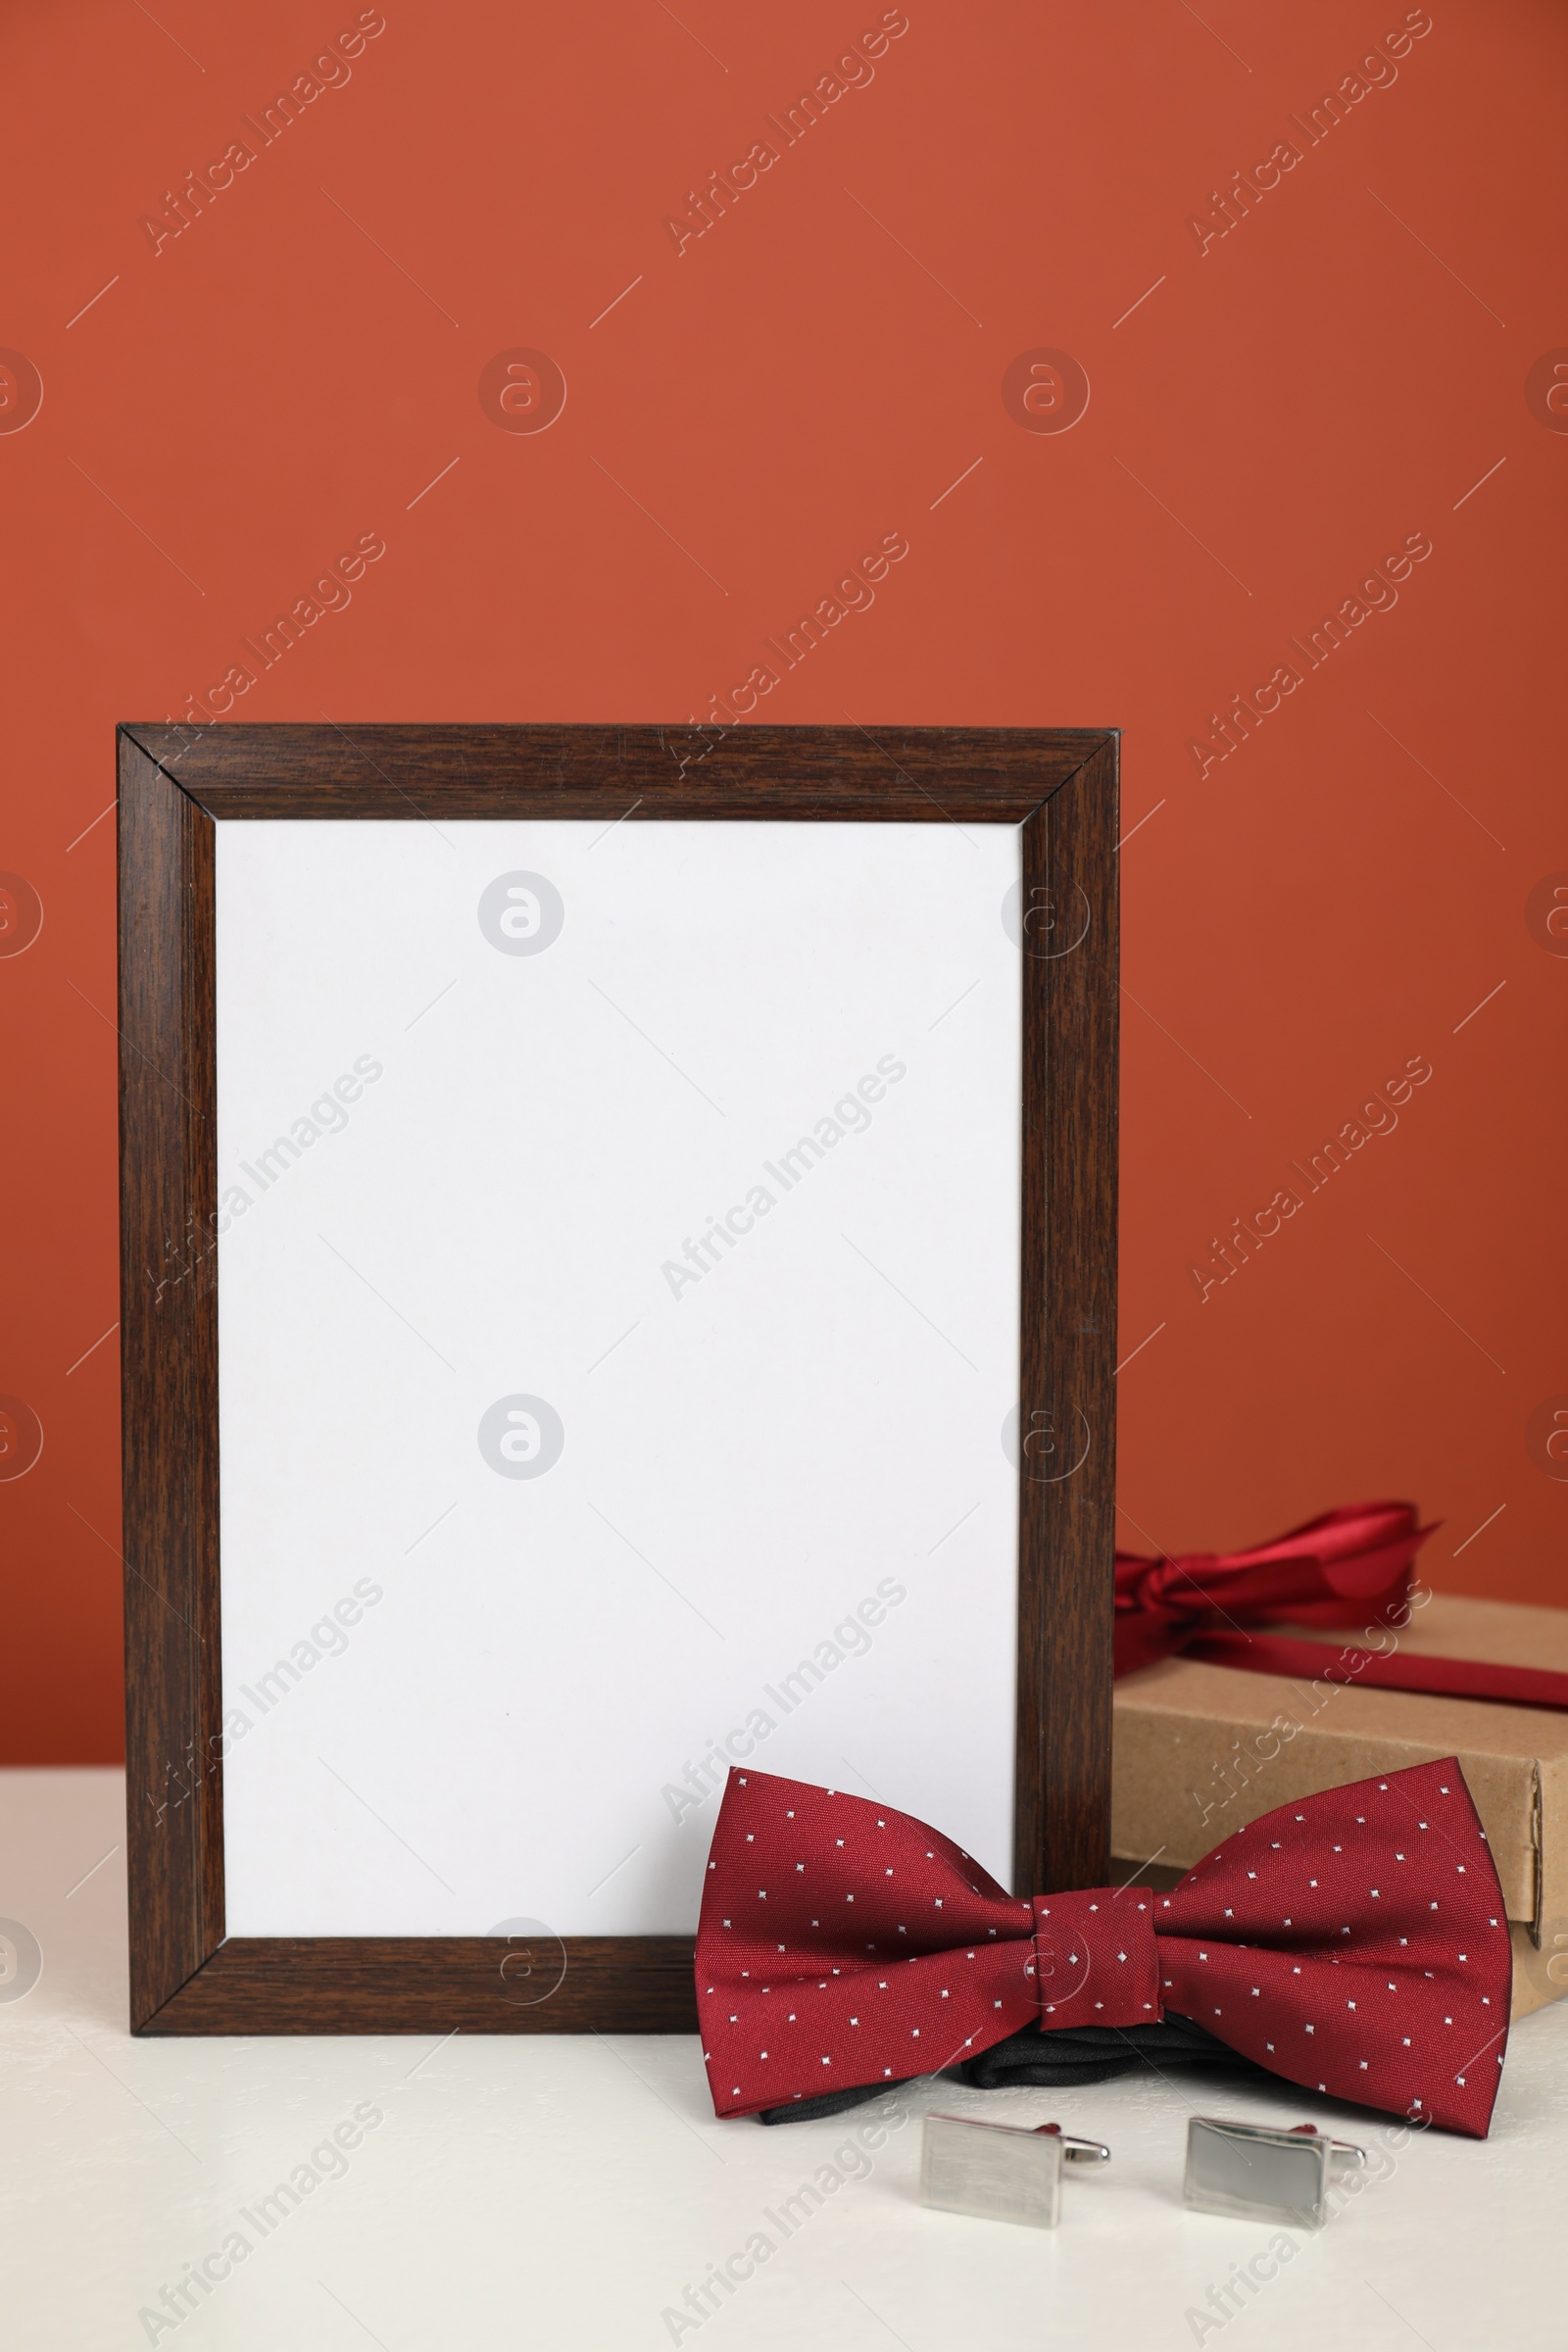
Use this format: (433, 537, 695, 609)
(1113, 1594, 1568, 2022)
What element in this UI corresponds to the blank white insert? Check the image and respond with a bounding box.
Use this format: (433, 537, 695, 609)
(216, 816, 1021, 1934)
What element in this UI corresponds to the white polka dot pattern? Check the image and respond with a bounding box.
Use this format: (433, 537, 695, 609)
(695, 1759, 1510, 2137)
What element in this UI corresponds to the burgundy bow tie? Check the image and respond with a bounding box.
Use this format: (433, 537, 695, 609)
(696, 1757, 1510, 2138)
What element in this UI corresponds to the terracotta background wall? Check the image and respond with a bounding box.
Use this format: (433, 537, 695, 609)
(1, 0, 1563, 1762)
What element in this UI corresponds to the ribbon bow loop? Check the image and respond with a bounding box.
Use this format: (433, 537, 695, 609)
(697, 1759, 1510, 2137)
(1112, 1500, 1436, 1680)
(1112, 1503, 1568, 1709)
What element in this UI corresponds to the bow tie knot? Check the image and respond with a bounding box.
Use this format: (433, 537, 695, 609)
(1030, 1891, 1162, 2029)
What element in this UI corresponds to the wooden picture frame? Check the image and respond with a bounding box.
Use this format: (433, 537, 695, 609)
(118, 721, 1118, 2034)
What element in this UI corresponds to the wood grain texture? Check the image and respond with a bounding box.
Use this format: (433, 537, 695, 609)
(1012, 737, 1119, 1896)
(136, 1937, 698, 2034)
(119, 720, 1117, 2033)
(118, 730, 224, 2027)
(121, 720, 1104, 823)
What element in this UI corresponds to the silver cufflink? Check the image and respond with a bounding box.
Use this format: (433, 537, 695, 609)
(920, 2112, 1111, 2229)
(1184, 2117, 1367, 2230)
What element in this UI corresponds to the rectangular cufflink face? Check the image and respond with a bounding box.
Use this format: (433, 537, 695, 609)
(920, 2113, 1063, 2229)
(1184, 2118, 1331, 2230)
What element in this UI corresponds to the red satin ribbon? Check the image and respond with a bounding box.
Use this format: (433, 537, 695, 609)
(1115, 1500, 1568, 1711)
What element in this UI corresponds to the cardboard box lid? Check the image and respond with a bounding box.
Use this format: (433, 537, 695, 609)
(1112, 1593, 1568, 1937)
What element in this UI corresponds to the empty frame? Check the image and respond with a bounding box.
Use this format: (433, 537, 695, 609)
(119, 723, 1118, 2033)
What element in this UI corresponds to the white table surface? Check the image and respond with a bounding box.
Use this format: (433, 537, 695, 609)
(4, 1769, 1565, 2350)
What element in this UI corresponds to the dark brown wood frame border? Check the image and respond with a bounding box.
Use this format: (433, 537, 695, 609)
(118, 721, 1118, 2034)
